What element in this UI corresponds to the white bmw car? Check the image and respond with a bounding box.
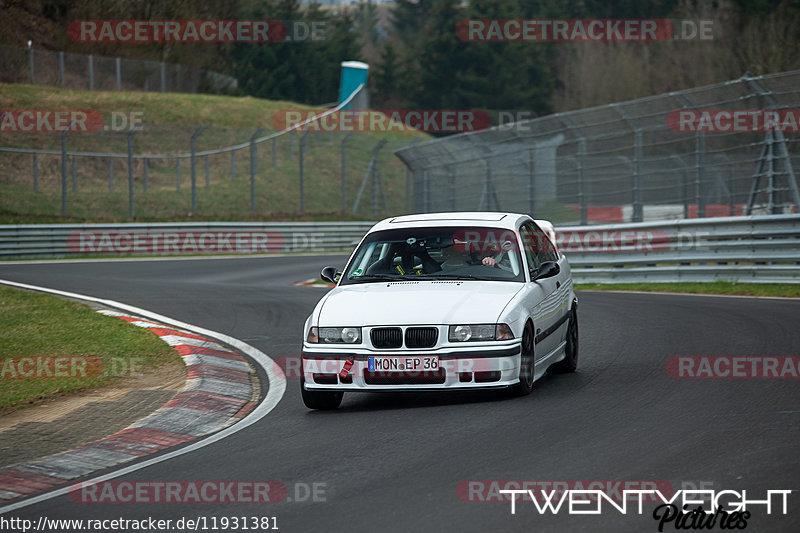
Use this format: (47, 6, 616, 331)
(301, 212, 578, 410)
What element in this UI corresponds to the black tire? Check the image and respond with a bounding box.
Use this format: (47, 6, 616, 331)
(512, 322, 535, 396)
(301, 375, 343, 410)
(552, 307, 579, 374)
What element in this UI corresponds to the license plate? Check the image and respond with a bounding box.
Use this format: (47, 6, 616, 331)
(368, 355, 439, 372)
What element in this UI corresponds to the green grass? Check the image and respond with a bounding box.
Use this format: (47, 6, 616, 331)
(0, 83, 427, 223)
(574, 281, 800, 298)
(0, 285, 180, 412)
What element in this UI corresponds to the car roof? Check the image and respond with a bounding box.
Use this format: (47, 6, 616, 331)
(370, 212, 532, 232)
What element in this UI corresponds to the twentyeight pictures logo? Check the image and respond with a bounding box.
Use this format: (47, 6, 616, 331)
(68, 20, 325, 43)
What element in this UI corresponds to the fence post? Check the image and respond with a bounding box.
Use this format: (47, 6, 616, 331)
(176, 157, 181, 192)
(578, 138, 587, 225)
(115, 57, 121, 91)
(729, 166, 736, 216)
(61, 129, 68, 215)
(205, 155, 210, 188)
(190, 126, 206, 214)
(448, 166, 456, 211)
(528, 149, 535, 215)
(767, 131, 778, 214)
(633, 129, 643, 222)
(250, 128, 263, 213)
(59, 51, 64, 86)
(28, 46, 34, 83)
(299, 132, 310, 213)
(352, 139, 388, 215)
(341, 132, 354, 211)
(88, 54, 94, 91)
(406, 166, 412, 213)
(33, 154, 38, 192)
(109, 158, 114, 192)
(695, 131, 705, 218)
(71, 156, 77, 192)
(127, 122, 142, 218)
(405, 138, 420, 213)
(231, 150, 236, 181)
(424, 170, 430, 212)
(143, 159, 148, 191)
(160, 62, 166, 93)
(290, 132, 295, 161)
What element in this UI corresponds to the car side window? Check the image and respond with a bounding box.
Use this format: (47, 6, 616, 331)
(520, 222, 559, 271)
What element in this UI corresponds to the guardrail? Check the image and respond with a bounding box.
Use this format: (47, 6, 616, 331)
(558, 214, 800, 283)
(1, 215, 798, 284)
(0, 221, 375, 259)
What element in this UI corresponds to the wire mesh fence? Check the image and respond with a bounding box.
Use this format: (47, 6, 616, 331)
(394, 70, 800, 225)
(0, 44, 236, 94)
(0, 85, 422, 220)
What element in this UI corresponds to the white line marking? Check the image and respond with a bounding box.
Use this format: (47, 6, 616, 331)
(0, 279, 287, 514)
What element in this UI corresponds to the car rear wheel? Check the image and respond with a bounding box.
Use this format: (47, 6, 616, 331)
(512, 322, 535, 396)
(301, 375, 344, 410)
(552, 307, 579, 374)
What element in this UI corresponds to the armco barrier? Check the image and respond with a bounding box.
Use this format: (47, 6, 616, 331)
(0, 221, 375, 258)
(0, 215, 798, 284)
(559, 214, 800, 284)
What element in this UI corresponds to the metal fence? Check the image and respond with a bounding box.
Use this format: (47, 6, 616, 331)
(0, 84, 420, 219)
(0, 44, 237, 93)
(1, 215, 797, 285)
(395, 70, 800, 226)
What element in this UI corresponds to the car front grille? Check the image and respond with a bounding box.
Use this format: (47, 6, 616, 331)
(404, 327, 438, 348)
(370, 327, 403, 349)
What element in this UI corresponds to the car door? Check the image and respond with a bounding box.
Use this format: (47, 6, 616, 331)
(519, 221, 570, 360)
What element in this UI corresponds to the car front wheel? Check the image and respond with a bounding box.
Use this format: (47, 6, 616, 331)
(301, 375, 344, 410)
(552, 307, 579, 374)
(513, 322, 535, 396)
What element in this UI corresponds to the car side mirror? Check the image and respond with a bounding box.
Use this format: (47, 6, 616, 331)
(532, 261, 560, 281)
(320, 266, 341, 284)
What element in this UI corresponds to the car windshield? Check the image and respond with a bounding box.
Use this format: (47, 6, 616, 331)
(340, 226, 525, 284)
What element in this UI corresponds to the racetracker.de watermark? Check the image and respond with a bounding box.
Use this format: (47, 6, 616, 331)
(69, 481, 327, 504)
(666, 356, 800, 378)
(667, 109, 800, 133)
(457, 480, 675, 503)
(0, 111, 143, 133)
(277, 356, 498, 380)
(273, 110, 492, 133)
(66, 231, 325, 254)
(0, 356, 146, 379)
(456, 19, 714, 42)
(68, 20, 325, 43)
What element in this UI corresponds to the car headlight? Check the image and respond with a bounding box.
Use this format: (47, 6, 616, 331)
(307, 327, 362, 344)
(449, 324, 514, 342)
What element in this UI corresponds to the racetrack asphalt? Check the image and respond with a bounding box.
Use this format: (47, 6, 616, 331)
(0, 255, 798, 532)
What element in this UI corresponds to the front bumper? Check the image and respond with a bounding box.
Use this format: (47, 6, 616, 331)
(301, 342, 521, 391)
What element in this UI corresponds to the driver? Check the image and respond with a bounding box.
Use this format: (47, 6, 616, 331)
(437, 239, 508, 270)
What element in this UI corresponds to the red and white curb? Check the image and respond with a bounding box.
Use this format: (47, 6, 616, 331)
(0, 279, 285, 513)
(293, 277, 335, 288)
